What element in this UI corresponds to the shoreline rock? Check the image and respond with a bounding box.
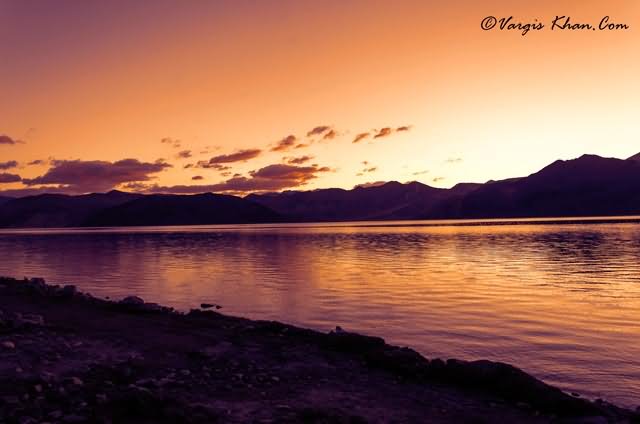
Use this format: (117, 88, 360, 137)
(0, 276, 637, 423)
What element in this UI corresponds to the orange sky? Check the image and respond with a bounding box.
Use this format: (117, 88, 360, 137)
(1, 0, 639, 196)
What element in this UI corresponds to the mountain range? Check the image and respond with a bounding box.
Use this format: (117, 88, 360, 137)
(0, 153, 639, 228)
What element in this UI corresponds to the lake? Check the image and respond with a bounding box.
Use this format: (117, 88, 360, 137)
(1, 217, 639, 408)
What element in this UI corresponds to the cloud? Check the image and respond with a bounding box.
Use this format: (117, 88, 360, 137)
(373, 127, 393, 139)
(270, 135, 297, 152)
(355, 181, 387, 189)
(354, 126, 411, 143)
(176, 150, 192, 159)
(306, 126, 331, 137)
(205, 149, 262, 164)
(160, 137, 181, 148)
(0, 160, 18, 170)
(21, 159, 171, 193)
(28, 159, 47, 166)
(322, 129, 337, 140)
(352, 132, 370, 143)
(413, 170, 429, 176)
(445, 157, 462, 164)
(0, 135, 24, 145)
(295, 143, 310, 149)
(143, 163, 331, 195)
(433, 177, 445, 183)
(192, 175, 204, 181)
(286, 155, 314, 165)
(195, 162, 232, 171)
(357, 164, 378, 176)
(0, 173, 21, 183)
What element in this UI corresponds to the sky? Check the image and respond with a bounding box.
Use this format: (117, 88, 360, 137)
(1, 0, 639, 197)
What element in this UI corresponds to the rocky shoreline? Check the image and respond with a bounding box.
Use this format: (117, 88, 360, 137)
(0, 277, 637, 423)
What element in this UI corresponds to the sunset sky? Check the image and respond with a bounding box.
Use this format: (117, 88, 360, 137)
(1, 0, 639, 196)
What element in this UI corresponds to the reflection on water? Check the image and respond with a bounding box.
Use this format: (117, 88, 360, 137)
(1, 218, 640, 407)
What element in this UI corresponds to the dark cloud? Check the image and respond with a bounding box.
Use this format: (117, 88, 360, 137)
(144, 163, 331, 195)
(445, 158, 462, 164)
(206, 149, 262, 164)
(0, 135, 24, 145)
(195, 162, 232, 171)
(160, 137, 181, 148)
(270, 135, 297, 152)
(0, 173, 21, 183)
(396, 126, 412, 132)
(295, 143, 310, 149)
(354, 181, 387, 189)
(22, 159, 171, 193)
(0, 161, 18, 170)
(352, 132, 370, 143)
(306, 126, 331, 137)
(192, 175, 204, 181)
(413, 170, 429, 176)
(373, 127, 393, 139)
(28, 159, 47, 166)
(286, 155, 314, 165)
(433, 177, 445, 183)
(176, 150, 192, 159)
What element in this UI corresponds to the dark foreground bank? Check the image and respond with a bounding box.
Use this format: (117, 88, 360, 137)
(0, 277, 637, 423)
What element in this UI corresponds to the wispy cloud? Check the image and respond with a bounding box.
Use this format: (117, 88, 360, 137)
(176, 150, 192, 159)
(352, 133, 370, 143)
(203, 149, 262, 164)
(306, 125, 331, 137)
(160, 137, 181, 148)
(373, 127, 393, 139)
(0, 161, 18, 170)
(322, 129, 337, 140)
(286, 155, 314, 165)
(270, 135, 297, 152)
(0, 135, 24, 145)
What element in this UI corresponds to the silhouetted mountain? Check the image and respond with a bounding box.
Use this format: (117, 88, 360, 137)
(248, 181, 458, 221)
(85, 193, 281, 227)
(0, 191, 142, 228)
(0, 196, 12, 206)
(428, 154, 640, 219)
(2, 153, 640, 228)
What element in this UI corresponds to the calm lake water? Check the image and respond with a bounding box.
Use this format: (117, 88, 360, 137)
(1, 217, 640, 408)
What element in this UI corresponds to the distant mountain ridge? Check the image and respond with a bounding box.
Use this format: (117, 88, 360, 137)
(1, 152, 639, 228)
